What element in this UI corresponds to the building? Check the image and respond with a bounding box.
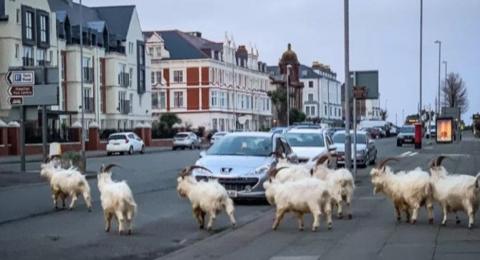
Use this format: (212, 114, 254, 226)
(144, 30, 272, 131)
(341, 84, 381, 123)
(267, 44, 304, 126)
(299, 62, 342, 125)
(0, 0, 151, 141)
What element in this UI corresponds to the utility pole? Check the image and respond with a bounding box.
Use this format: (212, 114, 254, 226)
(442, 60, 447, 111)
(419, 0, 423, 120)
(434, 40, 441, 114)
(80, 0, 86, 172)
(343, 0, 352, 169)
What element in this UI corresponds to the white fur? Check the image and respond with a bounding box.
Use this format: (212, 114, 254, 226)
(177, 176, 236, 231)
(370, 166, 434, 224)
(263, 177, 332, 231)
(40, 163, 92, 211)
(97, 170, 137, 235)
(429, 166, 480, 228)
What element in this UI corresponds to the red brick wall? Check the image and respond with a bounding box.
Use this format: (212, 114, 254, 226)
(187, 89, 199, 110)
(163, 68, 170, 86)
(187, 67, 199, 86)
(201, 67, 209, 85)
(151, 139, 173, 147)
(201, 88, 209, 109)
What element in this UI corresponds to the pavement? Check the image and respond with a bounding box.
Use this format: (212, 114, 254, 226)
(0, 132, 479, 260)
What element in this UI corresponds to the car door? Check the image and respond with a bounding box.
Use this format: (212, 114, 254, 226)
(127, 134, 138, 151)
(134, 133, 143, 150)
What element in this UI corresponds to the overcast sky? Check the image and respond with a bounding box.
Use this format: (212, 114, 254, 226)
(84, 0, 479, 124)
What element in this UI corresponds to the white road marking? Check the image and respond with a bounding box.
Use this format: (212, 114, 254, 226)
(400, 151, 412, 157)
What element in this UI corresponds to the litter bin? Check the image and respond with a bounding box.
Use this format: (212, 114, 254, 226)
(414, 123, 422, 149)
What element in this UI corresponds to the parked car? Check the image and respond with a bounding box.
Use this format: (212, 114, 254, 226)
(210, 131, 227, 145)
(106, 132, 145, 156)
(284, 128, 337, 164)
(270, 127, 289, 135)
(332, 130, 377, 167)
(193, 132, 296, 200)
(426, 124, 437, 139)
(396, 125, 415, 146)
(173, 132, 201, 150)
(361, 127, 381, 139)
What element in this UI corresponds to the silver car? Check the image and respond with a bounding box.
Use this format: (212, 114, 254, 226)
(333, 130, 377, 167)
(193, 132, 296, 200)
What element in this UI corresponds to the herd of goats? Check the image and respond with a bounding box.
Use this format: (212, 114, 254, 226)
(39, 152, 480, 236)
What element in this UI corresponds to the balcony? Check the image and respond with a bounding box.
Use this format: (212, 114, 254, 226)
(38, 60, 51, 66)
(83, 67, 94, 83)
(22, 57, 34, 67)
(83, 97, 95, 113)
(119, 100, 130, 114)
(118, 72, 130, 88)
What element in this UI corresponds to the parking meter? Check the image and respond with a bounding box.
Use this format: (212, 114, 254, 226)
(414, 123, 422, 149)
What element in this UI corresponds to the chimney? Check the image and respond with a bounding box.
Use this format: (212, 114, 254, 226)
(186, 31, 202, 38)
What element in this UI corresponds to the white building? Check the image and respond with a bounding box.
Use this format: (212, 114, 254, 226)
(144, 31, 272, 131)
(299, 62, 342, 125)
(0, 0, 151, 138)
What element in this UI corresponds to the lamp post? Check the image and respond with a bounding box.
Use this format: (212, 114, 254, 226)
(434, 40, 441, 114)
(419, 0, 423, 119)
(286, 64, 292, 127)
(343, 0, 352, 169)
(442, 60, 447, 112)
(79, 0, 86, 172)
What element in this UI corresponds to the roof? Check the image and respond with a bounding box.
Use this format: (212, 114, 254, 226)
(299, 64, 322, 79)
(144, 30, 222, 60)
(93, 6, 135, 40)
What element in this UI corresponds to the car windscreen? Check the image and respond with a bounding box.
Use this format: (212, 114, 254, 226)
(207, 135, 272, 156)
(108, 135, 126, 140)
(214, 133, 226, 137)
(400, 127, 414, 133)
(332, 133, 367, 144)
(285, 132, 325, 147)
(175, 134, 188, 138)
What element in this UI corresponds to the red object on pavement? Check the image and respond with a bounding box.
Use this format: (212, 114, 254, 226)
(414, 123, 422, 149)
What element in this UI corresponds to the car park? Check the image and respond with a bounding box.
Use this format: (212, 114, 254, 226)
(332, 130, 377, 167)
(106, 132, 145, 155)
(193, 132, 296, 200)
(396, 125, 415, 146)
(284, 128, 336, 164)
(173, 132, 201, 150)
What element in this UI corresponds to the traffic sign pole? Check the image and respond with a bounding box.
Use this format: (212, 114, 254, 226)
(20, 105, 26, 172)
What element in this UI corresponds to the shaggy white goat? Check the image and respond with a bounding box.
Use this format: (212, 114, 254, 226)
(370, 158, 434, 224)
(263, 170, 332, 231)
(177, 165, 236, 231)
(429, 156, 480, 228)
(311, 155, 355, 219)
(40, 161, 92, 211)
(270, 151, 312, 182)
(97, 164, 137, 235)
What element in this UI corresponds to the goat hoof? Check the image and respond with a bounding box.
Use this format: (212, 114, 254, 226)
(69, 208, 73, 211)
(429, 219, 434, 225)
(411, 220, 417, 225)
(441, 222, 446, 226)
(298, 226, 304, 231)
(328, 224, 333, 230)
(88, 208, 92, 212)
(456, 219, 461, 224)
(128, 230, 132, 235)
(199, 225, 204, 229)
(312, 227, 318, 232)
(105, 228, 110, 233)
(348, 214, 353, 220)
(338, 213, 343, 219)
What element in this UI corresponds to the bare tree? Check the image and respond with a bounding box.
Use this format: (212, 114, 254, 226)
(442, 73, 469, 114)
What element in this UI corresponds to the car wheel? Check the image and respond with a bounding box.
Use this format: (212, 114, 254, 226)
(140, 145, 145, 154)
(128, 146, 133, 155)
(190, 143, 194, 150)
(370, 154, 376, 165)
(172, 146, 177, 151)
(107, 152, 112, 156)
(396, 140, 402, 147)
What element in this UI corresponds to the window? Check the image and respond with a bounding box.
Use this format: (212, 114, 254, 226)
(61, 53, 66, 80)
(152, 93, 158, 108)
(25, 11, 34, 40)
(211, 91, 218, 107)
(305, 106, 310, 116)
(118, 63, 127, 86)
(148, 47, 154, 55)
(128, 42, 134, 54)
(325, 105, 327, 115)
(118, 92, 126, 113)
(36, 49, 45, 65)
(220, 92, 226, 108)
(308, 81, 313, 88)
(174, 91, 183, 108)
(16, 9, 20, 24)
(308, 93, 314, 102)
(82, 56, 92, 82)
(159, 92, 166, 109)
(173, 70, 183, 83)
(130, 93, 134, 112)
(311, 107, 315, 116)
(129, 68, 133, 87)
(151, 71, 155, 84)
(15, 44, 19, 58)
(156, 71, 162, 85)
(40, 15, 47, 42)
(156, 47, 161, 57)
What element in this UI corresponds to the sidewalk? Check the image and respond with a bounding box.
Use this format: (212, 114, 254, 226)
(0, 146, 172, 165)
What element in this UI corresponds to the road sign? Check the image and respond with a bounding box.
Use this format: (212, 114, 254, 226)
(349, 71, 379, 100)
(8, 86, 34, 96)
(353, 86, 367, 99)
(9, 97, 23, 105)
(5, 70, 35, 86)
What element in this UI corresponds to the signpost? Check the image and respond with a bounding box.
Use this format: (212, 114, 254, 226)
(5, 70, 35, 86)
(9, 97, 24, 106)
(8, 86, 34, 97)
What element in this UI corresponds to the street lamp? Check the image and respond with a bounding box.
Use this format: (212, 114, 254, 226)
(434, 40, 441, 114)
(286, 64, 292, 127)
(344, 0, 352, 169)
(419, 0, 423, 119)
(79, 0, 86, 172)
(442, 60, 447, 111)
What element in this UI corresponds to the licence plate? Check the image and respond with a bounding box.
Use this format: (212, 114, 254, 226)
(227, 190, 238, 198)
(113, 142, 120, 145)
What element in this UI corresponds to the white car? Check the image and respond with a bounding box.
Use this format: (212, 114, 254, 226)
(173, 132, 201, 150)
(106, 132, 145, 156)
(284, 128, 337, 164)
(210, 132, 227, 145)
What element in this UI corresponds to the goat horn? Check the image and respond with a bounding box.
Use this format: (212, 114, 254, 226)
(268, 166, 289, 178)
(102, 164, 119, 173)
(376, 157, 399, 169)
(188, 165, 212, 174)
(315, 154, 330, 167)
(432, 155, 447, 168)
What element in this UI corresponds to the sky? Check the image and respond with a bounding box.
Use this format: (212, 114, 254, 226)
(84, 0, 479, 124)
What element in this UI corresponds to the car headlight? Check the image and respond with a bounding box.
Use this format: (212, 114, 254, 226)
(192, 167, 212, 176)
(247, 165, 269, 176)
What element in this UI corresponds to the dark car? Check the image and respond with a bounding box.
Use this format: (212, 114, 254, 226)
(362, 127, 381, 139)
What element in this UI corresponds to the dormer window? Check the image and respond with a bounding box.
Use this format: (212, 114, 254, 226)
(25, 10, 34, 40)
(39, 15, 47, 42)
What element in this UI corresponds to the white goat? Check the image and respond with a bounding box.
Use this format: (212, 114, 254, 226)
(370, 158, 434, 224)
(177, 165, 236, 231)
(40, 161, 92, 211)
(97, 164, 137, 235)
(263, 171, 332, 231)
(270, 151, 312, 182)
(429, 156, 480, 228)
(311, 155, 355, 219)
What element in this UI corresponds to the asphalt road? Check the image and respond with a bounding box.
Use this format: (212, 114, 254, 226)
(0, 133, 479, 260)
